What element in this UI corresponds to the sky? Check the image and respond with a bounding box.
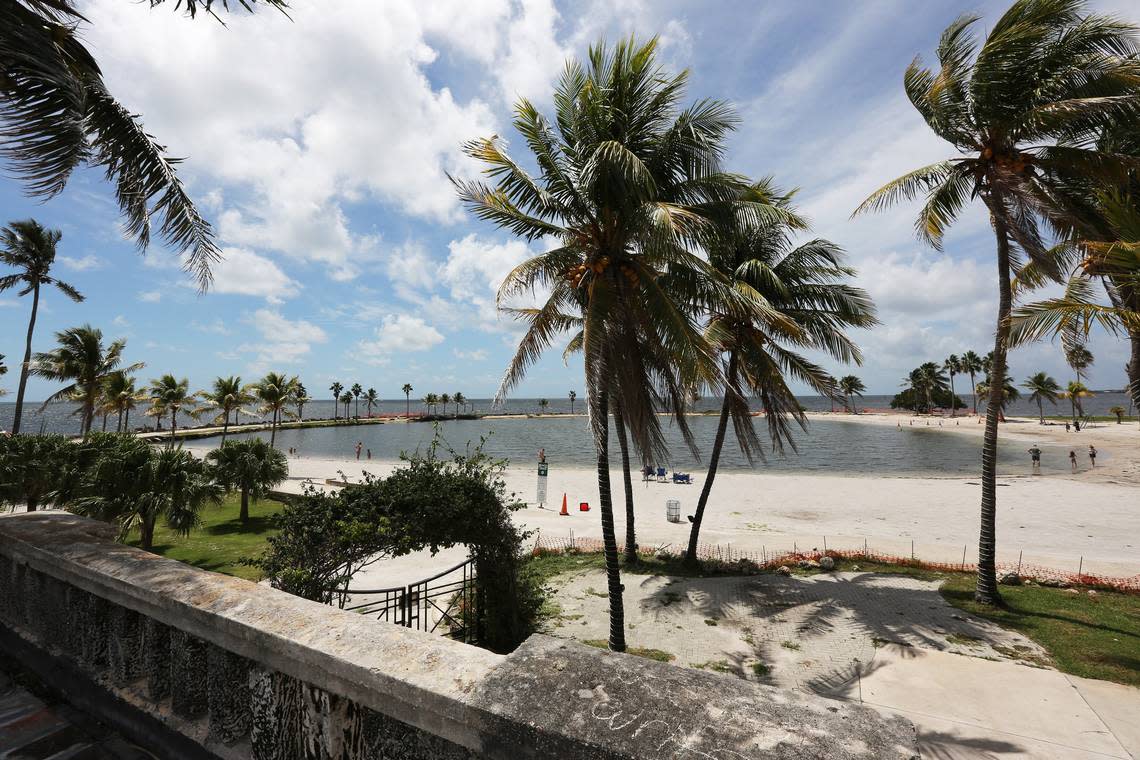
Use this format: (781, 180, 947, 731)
(2, 0, 1137, 402)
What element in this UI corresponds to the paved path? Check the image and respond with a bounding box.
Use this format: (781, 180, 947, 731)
(548, 569, 1140, 759)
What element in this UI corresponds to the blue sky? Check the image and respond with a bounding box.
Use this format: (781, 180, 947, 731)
(2, 0, 1137, 402)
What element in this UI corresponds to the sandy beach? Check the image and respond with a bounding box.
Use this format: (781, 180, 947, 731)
(187, 411, 1140, 584)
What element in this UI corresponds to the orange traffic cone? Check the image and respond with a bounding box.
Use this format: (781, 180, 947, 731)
(559, 493, 569, 516)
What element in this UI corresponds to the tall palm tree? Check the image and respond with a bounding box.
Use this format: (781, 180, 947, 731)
(402, 383, 413, 418)
(568, 390, 577, 414)
(194, 376, 252, 444)
(0, 220, 84, 434)
(839, 375, 866, 413)
(0, 2, 290, 292)
(32, 325, 139, 437)
(147, 374, 192, 445)
(252, 372, 299, 448)
(423, 392, 437, 415)
(685, 185, 876, 565)
(944, 355, 961, 416)
(364, 387, 379, 417)
(453, 391, 465, 416)
(537, 398, 549, 414)
(207, 438, 288, 524)
(339, 391, 353, 420)
(919, 361, 950, 413)
(1065, 345, 1094, 383)
(350, 382, 363, 419)
(458, 38, 760, 650)
(294, 382, 309, 421)
(854, 1, 1140, 604)
(99, 370, 142, 433)
(1022, 372, 1061, 423)
(329, 382, 343, 420)
(976, 376, 1021, 422)
(960, 351, 984, 415)
(1066, 380, 1093, 422)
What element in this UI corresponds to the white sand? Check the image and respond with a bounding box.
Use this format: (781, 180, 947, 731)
(187, 412, 1140, 584)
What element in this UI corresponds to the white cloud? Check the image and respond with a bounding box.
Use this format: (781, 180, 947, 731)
(58, 254, 101, 271)
(138, 290, 162, 303)
(198, 247, 300, 303)
(454, 348, 488, 361)
(357, 314, 444, 364)
(112, 315, 130, 328)
(236, 309, 328, 374)
(440, 233, 533, 330)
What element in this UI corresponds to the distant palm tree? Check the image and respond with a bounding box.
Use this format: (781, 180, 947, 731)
(402, 383, 413, 417)
(194, 376, 252, 444)
(252, 372, 299, 448)
(294, 382, 309, 420)
(1065, 345, 1094, 383)
(0, 220, 84, 434)
(1109, 405, 1127, 424)
(329, 382, 343, 421)
(364, 387, 379, 417)
(423, 393, 437, 415)
(350, 383, 363, 419)
(32, 325, 140, 437)
(453, 392, 465, 416)
(147, 374, 192, 445)
(1021, 372, 1061, 424)
(919, 362, 949, 413)
(1066, 380, 1093, 423)
(440, 393, 451, 415)
(855, 0, 1140, 605)
(207, 438, 288, 524)
(538, 398, 549, 414)
(944, 355, 961, 417)
(976, 377, 1020, 422)
(839, 375, 866, 414)
(339, 391, 353, 419)
(568, 390, 577, 414)
(100, 371, 143, 433)
(959, 351, 984, 415)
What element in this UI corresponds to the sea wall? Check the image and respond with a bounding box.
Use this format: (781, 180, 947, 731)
(0, 512, 919, 759)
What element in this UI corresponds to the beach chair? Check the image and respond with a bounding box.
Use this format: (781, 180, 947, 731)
(656, 467, 667, 482)
(672, 472, 691, 484)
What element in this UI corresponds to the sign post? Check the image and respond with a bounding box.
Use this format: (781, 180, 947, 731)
(536, 461, 549, 506)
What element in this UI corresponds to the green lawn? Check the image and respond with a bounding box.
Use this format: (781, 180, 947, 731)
(524, 551, 1140, 687)
(127, 494, 285, 580)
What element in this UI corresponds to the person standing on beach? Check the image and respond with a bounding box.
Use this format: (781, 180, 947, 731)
(1065, 421, 1071, 433)
(1088, 445, 1097, 467)
(354, 441, 362, 460)
(1027, 445, 1042, 473)
(1069, 449, 1078, 472)
(367, 448, 372, 460)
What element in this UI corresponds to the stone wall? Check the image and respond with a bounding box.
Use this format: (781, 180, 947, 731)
(0, 513, 919, 759)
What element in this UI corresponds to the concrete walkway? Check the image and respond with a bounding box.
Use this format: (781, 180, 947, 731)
(548, 569, 1140, 759)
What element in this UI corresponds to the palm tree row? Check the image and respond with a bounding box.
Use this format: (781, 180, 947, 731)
(419, 392, 471, 417)
(858, 0, 1140, 603)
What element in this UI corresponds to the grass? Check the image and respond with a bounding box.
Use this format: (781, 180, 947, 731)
(582, 639, 675, 662)
(527, 549, 1140, 688)
(127, 494, 285, 580)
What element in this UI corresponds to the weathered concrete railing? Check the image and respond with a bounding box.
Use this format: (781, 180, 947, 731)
(0, 513, 919, 759)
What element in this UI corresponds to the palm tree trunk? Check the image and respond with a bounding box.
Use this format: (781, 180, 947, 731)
(117, 408, 124, 433)
(592, 387, 625, 652)
(949, 374, 957, 417)
(977, 215, 1011, 606)
(11, 284, 40, 435)
(221, 409, 230, 445)
(140, 516, 156, 551)
(614, 408, 637, 563)
(1037, 397, 1044, 424)
(405, 394, 410, 418)
(101, 412, 108, 432)
(82, 388, 96, 438)
(970, 371, 978, 415)
(124, 406, 130, 432)
(170, 409, 177, 446)
(270, 408, 278, 448)
(685, 354, 736, 567)
(1128, 330, 1140, 427)
(240, 487, 250, 524)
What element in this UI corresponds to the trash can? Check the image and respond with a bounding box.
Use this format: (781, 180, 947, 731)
(666, 499, 681, 523)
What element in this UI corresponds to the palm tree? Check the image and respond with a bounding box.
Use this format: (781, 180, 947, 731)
(0, 220, 84, 434)
(207, 438, 288, 524)
(1109, 405, 1127, 424)
(439, 393, 452, 417)
(1066, 380, 1093, 423)
(459, 38, 759, 650)
(685, 185, 876, 565)
(960, 351, 984, 415)
(252, 372, 299, 448)
(32, 325, 140, 437)
(423, 393, 437, 415)
(854, 1, 1140, 604)
(350, 383, 363, 419)
(99, 371, 142, 433)
(538, 398, 549, 415)
(0, 2, 291, 292)
(402, 383, 414, 418)
(568, 390, 577, 414)
(194, 376, 252, 444)
(944, 355, 961, 416)
(294, 382, 309, 421)
(329, 382, 343, 420)
(364, 387, 379, 417)
(453, 392, 465, 416)
(339, 391, 353, 419)
(1021, 372, 1061, 423)
(147, 374, 192, 445)
(976, 376, 1021, 422)
(839, 375, 866, 413)
(1065, 345, 1094, 383)
(0, 434, 73, 511)
(919, 361, 949, 413)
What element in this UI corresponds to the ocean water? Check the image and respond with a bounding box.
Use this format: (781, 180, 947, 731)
(209, 415, 1085, 478)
